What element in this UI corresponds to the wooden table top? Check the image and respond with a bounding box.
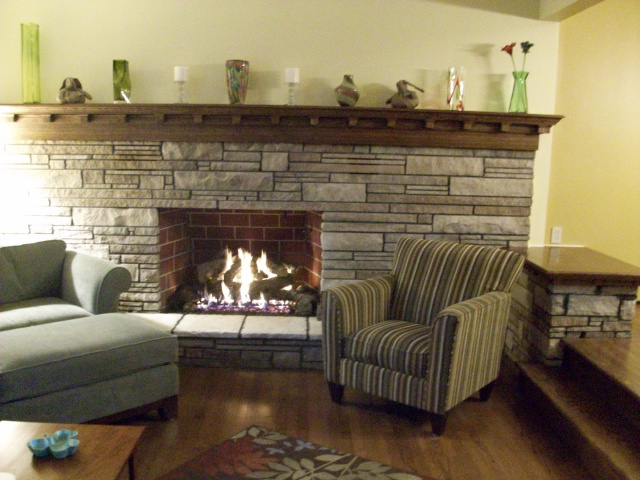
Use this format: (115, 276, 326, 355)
(516, 246, 640, 286)
(0, 421, 145, 480)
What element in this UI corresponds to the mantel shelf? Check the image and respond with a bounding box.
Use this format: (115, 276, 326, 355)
(0, 104, 562, 151)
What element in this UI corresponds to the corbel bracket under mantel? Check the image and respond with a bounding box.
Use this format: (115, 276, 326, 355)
(0, 104, 562, 151)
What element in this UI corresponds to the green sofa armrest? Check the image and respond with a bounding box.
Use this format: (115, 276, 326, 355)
(319, 275, 395, 382)
(61, 251, 132, 314)
(426, 291, 512, 413)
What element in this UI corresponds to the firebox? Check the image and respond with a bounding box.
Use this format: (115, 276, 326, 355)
(158, 209, 322, 315)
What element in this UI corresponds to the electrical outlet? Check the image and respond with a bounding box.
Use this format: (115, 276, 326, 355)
(551, 226, 562, 244)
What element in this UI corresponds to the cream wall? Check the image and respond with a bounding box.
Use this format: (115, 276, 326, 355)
(0, 0, 559, 244)
(547, 0, 640, 267)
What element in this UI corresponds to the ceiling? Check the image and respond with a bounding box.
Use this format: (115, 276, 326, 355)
(428, 0, 603, 21)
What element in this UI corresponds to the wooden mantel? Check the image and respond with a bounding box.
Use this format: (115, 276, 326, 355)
(0, 104, 562, 151)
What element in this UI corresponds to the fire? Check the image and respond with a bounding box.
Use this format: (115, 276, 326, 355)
(198, 248, 295, 314)
(238, 248, 254, 304)
(256, 251, 276, 280)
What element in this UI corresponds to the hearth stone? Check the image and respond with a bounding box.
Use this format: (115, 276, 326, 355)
(131, 313, 322, 370)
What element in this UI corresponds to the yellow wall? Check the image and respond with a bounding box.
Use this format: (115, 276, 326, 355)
(0, 0, 559, 244)
(547, 0, 640, 267)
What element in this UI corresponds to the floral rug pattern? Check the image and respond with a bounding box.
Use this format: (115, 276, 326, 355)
(159, 425, 436, 480)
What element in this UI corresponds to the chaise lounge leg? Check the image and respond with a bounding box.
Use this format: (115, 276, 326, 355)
(430, 413, 448, 436)
(158, 395, 179, 420)
(479, 381, 496, 402)
(328, 382, 345, 404)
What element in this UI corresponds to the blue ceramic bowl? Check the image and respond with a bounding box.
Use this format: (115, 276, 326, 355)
(28, 430, 80, 459)
(27, 437, 50, 457)
(49, 438, 80, 459)
(66, 438, 80, 455)
(49, 431, 80, 459)
(51, 429, 78, 443)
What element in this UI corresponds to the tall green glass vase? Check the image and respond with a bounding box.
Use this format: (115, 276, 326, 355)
(508, 71, 528, 113)
(21, 23, 41, 104)
(113, 60, 131, 103)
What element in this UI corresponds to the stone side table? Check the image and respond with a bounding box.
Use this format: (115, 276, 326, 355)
(507, 247, 640, 364)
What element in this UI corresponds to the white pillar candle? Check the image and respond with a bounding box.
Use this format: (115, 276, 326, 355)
(174, 66, 189, 82)
(285, 67, 300, 84)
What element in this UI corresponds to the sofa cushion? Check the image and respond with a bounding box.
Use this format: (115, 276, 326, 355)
(0, 297, 90, 331)
(0, 240, 66, 305)
(0, 313, 178, 404)
(343, 320, 432, 377)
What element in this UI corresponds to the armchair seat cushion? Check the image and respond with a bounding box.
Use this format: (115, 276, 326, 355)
(343, 320, 432, 377)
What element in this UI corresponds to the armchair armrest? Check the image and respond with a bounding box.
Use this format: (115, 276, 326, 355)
(60, 251, 132, 314)
(425, 291, 512, 413)
(319, 275, 395, 382)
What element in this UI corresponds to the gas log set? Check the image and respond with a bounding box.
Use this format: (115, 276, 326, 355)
(166, 248, 320, 316)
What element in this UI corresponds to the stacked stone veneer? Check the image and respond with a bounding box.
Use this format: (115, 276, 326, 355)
(0, 140, 535, 313)
(508, 270, 636, 365)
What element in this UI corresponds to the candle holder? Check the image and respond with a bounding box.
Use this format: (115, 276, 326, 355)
(175, 81, 187, 103)
(284, 68, 300, 106)
(287, 82, 298, 106)
(173, 66, 189, 104)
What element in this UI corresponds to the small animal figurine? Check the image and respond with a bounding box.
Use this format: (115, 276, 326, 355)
(386, 80, 424, 109)
(57, 78, 93, 104)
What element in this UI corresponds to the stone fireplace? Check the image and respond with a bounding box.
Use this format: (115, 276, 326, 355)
(0, 104, 561, 366)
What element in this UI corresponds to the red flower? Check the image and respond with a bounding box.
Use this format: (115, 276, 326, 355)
(502, 41, 533, 71)
(501, 42, 516, 56)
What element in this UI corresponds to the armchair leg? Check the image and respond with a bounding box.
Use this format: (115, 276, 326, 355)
(430, 413, 448, 436)
(328, 382, 345, 404)
(479, 381, 496, 402)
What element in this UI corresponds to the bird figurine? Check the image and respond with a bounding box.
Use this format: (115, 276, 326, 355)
(57, 78, 93, 104)
(386, 80, 424, 109)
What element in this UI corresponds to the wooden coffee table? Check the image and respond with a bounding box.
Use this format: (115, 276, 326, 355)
(0, 421, 145, 480)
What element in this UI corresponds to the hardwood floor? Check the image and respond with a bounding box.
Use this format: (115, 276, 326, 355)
(119, 361, 600, 480)
(117, 308, 640, 480)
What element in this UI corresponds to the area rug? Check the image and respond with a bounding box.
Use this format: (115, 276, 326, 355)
(158, 425, 438, 480)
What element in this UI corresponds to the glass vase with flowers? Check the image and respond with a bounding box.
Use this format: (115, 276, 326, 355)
(502, 41, 534, 113)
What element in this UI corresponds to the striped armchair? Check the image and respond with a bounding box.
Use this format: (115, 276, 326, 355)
(320, 238, 524, 435)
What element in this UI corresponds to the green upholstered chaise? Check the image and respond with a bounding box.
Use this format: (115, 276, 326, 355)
(0, 239, 179, 423)
(0, 239, 132, 329)
(320, 238, 524, 435)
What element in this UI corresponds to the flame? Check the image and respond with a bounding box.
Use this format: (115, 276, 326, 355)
(221, 281, 233, 304)
(197, 248, 295, 314)
(237, 248, 254, 304)
(256, 250, 277, 279)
